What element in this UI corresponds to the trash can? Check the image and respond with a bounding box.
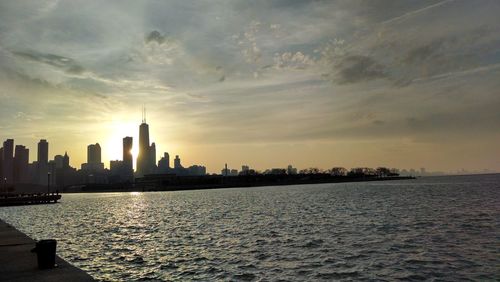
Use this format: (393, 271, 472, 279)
(32, 239, 57, 269)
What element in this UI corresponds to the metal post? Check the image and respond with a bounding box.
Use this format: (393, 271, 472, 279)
(47, 173, 51, 195)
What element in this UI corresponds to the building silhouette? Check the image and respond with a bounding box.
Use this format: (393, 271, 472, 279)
(174, 155, 182, 169)
(48, 159, 57, 186)
(149, 142, 156, 172)
(37, 139, 48, 185)
(82, 143, 104, 172)
(221, 164, 239, 176)
(110, 137, 135, 184)
(136, 109, 157, 177)
(63, 152, 69, 169)
(0, 147, 3, 184)
(110, 160, 122, 170)
(239, 165, 256, 175)
(242, 165, 249, 172)
(54, 152, 74, 188)
(54, 155, 64, 169)
(122, 137, 133, 181)
(2, 139, 14, 184)
(157, 152, 170, 173)
(123, 137, 133, 170)
(156, 152, 206, 176)
(14, 145, 29, 183)
(87, 143, 101, 164)
(187, 165, 206, 176)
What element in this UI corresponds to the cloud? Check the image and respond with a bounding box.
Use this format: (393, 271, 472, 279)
(145, 30, 167, 44)
(335, 55, 386, 84)
(403, 41, 443, 65)
(236, 21, 263, 63)
(398, 29, 490, 78)
(273, 51, 315, 70)
(0, 0, 499, 171)
(12, 50, 86, 75)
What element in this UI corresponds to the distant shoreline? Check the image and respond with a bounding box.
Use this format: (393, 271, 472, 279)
(65, 175, 416, 193)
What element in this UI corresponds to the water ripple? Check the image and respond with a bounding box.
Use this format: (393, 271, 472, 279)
(1, 174, 499, 281)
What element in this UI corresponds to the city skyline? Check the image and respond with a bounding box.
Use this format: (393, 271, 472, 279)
(1, 116, 496, 177)
(1, 2, 499, 281)
(1, 1, 499, 173)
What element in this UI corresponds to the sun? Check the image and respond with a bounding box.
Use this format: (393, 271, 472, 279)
(104, 120, 139, 169)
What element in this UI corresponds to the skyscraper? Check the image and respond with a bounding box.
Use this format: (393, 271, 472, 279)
(157, 152, 170, 173)
(174, 155, 182, 169)
(37, 139, 48, 164)
(63, 152, 70, 169)
(164, 152, 170, 168)
(83, 143, 104, 172)
(122, 137, 133, 181)
(149, 142, 156, 171)
(123, 137, 133, 170)
(54, 155, 64, 169)
(87, 143, 101, 164)
(2, 139, 14, 184)
(137, 122, 150, 176)
(136, 109, 157, 177)
(14, 145, 29, 183)
(56, 152, 71, 188)
(37, 139, 49, 185)
(0, 147, 3, 182)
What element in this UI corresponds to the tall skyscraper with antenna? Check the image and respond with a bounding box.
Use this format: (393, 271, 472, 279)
(136, 107, 156, 177)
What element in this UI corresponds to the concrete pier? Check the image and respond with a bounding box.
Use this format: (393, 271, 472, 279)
(0, 219, 94, 281)
(0, 193, 62, 206)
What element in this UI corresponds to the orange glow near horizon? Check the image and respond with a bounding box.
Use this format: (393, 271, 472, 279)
(104, 120, 139, 169)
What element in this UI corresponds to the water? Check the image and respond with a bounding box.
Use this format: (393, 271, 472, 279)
(1, 174, 499, 281)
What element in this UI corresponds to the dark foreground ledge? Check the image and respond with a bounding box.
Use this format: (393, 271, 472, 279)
(0, 219, 94, 282)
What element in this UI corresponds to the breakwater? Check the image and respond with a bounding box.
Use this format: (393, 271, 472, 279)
(77, 174, 414, 192)
(0, 219, 94, 281)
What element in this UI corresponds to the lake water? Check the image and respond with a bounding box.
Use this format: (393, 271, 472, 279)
(1, 174, 499, 281)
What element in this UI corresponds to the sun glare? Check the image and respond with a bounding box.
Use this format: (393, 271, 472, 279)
(104, 120, 139, 169)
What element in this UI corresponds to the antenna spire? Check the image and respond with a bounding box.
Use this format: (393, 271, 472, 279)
(142, 105, 147, 123)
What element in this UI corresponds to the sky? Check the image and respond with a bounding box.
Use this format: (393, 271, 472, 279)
(0, 0, 499, 174)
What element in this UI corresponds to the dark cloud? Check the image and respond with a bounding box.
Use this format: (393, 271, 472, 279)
(404, 41, 444, 64)
(385, 25, 498, 86)
(395, 40, 482, 85)
(145, 30, 167, 44)
(12, 50, 86, 75)
(402, 35, 469, 66)
(336, 55, 386, 84)
(6, 70, 57, 89)
(7, 70, 108, 100)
